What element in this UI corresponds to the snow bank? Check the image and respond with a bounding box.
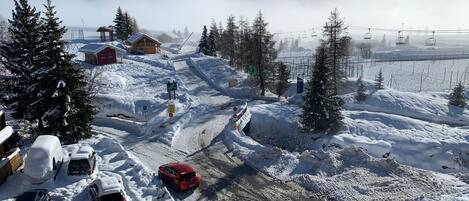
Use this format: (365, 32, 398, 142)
(188, 56, 278, 101)
(223, 112, 469, 200)
(0, 135, 172, 201)
(344, 89, 469, 126)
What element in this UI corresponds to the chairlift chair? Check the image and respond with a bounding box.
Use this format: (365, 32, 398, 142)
(425, 31, 436, 46)
(363, 28, 372, 40)
(395, 30, 406, 45)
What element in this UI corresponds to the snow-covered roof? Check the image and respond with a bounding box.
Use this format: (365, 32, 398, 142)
(128, 32, 161, 45)
(95, 177, 122, 196)
(0, 126, 13, 145)
(70, 145, 94, 160)
(79, 43, 126, 55)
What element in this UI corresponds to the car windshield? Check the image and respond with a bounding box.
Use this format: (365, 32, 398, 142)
(100, 193, 123, 201)
(68, 159, 90, 172)
(180, 172, 195, 181)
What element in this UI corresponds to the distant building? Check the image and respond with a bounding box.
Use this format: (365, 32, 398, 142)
(97, 26, 115, 42)
(128, 32, 161, 54)
(79, 43, 126, 65)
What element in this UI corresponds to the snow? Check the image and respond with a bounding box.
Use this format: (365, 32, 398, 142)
(0, 135, 172, 201)
(78, 43, 126, 55)
(23, 135, 63, 182)
(128, 32, 161, 45)
(222, 98, 469, 200)
(0, 126, 13, 144)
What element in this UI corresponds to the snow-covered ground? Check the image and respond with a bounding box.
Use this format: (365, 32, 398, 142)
(357, 58, 469, 92)
(224, 101, 469, 200)
(0, 135, 171, 201)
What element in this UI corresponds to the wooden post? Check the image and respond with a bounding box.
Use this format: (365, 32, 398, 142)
(443, 68, 446, 82)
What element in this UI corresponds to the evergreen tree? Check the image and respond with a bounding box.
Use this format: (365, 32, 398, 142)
(123, 11, 133, 37)
(130, 16, 139, 35)
(449, 82, 467, 108)
(276, 62, 290, 97)
(113, 7, 126, 41)
(198, 25, 209, 55)
(207, 28, 217, 56)
(0, 0, 46, 120)
(375, 69, 384, 90)
(251, 11, 277, 96)
(183, 26, 190, 38)
(0, 16, 8, 41)
(301, 45, 343, 133)
(234, 16, 252, 69)
(322, 8, 350, 96)
(355, 76, 367, 101)
(220, 16, 238, 66)
(40, 0, 94, 143)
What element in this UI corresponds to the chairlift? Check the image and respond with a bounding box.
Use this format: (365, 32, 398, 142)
(395, 30, 406, 45)
(363, 28, 372, 40)
(425, 31, 436, 46)
(311, 28, 318, 37)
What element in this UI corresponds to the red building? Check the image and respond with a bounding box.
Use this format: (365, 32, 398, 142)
(79, 44, 125, 65)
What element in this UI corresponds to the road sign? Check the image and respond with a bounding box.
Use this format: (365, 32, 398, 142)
(168, 101, 175, 115)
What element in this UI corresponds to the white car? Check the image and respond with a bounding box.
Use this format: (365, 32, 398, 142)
(89, 177, 127, 201)
(67, 145, 97, 176)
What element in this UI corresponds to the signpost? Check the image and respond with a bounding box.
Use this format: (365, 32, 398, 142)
(168, 101, 175, 119)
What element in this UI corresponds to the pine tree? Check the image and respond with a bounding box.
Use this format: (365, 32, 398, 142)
(130, 16, 139, 35)
(113, 7, 126, 41)
(198, 25, 209, 55)
(220, 16, 238, 66)
(449, 82, 467, 108)
(355, 76, 367, 101)
(276, 62, 290, 97)
(183, 26, 190, 38)
(207, 28, 217, 56)
(0, 16, 8, 41)
(322, 8, 349, 96)
(39, 0, 94, 143)
(0, 0, 46, 120)
(235, 17, 253, 69)
(123, 11, 133, 38)
(252, 11, 277, 96)
(301, 45, 343, 133)
(375, 69, 384, 90)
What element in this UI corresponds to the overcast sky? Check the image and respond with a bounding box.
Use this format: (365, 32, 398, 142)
(0, 0, 468, 34)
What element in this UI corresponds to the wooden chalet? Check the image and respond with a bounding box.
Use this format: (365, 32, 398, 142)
(128, 33, 161, 54)
(79, 43, 126, 65)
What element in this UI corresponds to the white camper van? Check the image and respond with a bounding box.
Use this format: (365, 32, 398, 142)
(23, 135, 64, 184)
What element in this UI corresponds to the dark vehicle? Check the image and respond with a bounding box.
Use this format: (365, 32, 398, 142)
(89, 177, 127, 201)
(16, 189, 50, 201)
(158, 163, 201, 191)
(67, 145, 96, 176)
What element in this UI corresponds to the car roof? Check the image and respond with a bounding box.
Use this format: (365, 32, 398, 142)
(167, 163, 194, 174)
(70, 145, 94, 160)
(95, 177, 122, 195)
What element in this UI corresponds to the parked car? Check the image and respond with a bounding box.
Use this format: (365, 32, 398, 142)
(15, 189, 51, 201)
(89, 177, 127, 201)
(23, 135, 64, 184)
(158, 163, 201, 191)
(67, 145, 96, 176)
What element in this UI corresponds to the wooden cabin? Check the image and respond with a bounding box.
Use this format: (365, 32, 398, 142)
(97, 26, 115, 42)
(79, 44, 126, 65)
(128, 33, 161, 54)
